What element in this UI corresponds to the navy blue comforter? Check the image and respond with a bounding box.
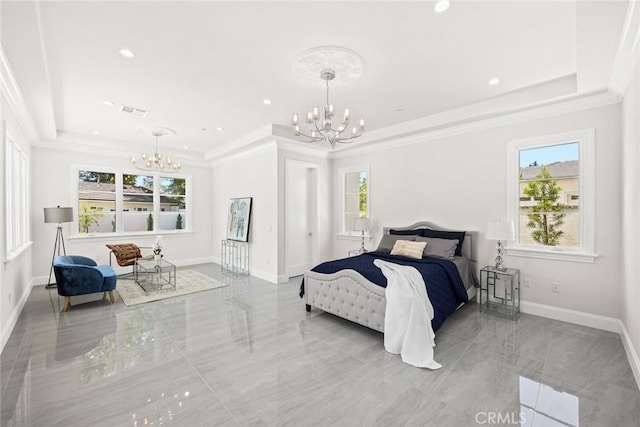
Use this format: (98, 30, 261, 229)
(305, 251, 468, 331)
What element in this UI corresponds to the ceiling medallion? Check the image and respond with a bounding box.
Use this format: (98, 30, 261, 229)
(292, 46, 364, 88)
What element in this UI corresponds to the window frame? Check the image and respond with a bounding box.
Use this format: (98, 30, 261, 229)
(4, 126, 32, 263)
(71, 164, 192, 238)
(506, 129, 596, 263)
(338, 164, 370, 238)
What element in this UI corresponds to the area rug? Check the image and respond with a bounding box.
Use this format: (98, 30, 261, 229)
(116, 269, 228, 306)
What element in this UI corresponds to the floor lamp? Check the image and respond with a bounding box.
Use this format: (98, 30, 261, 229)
(44, 206, 73, 289)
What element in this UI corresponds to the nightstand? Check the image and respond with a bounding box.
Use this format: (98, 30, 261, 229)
(479, 265, 520, 320)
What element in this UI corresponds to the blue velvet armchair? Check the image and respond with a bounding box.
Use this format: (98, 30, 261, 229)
(53, 255, 117, 312)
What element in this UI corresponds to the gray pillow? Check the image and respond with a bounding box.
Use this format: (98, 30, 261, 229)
(376, 234, 417, 253)
(416, 236, 459, 260)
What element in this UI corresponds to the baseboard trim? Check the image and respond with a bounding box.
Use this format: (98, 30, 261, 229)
(521, 300, 640, 390)
(250, 268, 278, 284)
(520, 300, 621, 333)
(0, 278, 35, 354)
(277, 274, 290, 284)
(620, 321, 640, 391)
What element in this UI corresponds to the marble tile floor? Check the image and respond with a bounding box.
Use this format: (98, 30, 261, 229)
(1, 263, 639, 426)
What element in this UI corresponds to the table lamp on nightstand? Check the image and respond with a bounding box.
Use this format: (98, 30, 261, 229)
(354, 218, 371, 254)
(486, 220, 514, 271)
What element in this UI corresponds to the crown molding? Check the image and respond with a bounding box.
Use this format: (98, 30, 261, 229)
(204, 124, 275, 162)
(208, 139, 278, 168)
(33, 135, 210, 169)
(275, 139, 330, 159)
(0, 47, 39, 142)
(330, 90, 621, 160)
(609, 0, 640, 96)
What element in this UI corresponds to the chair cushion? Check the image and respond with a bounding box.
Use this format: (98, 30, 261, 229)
(95, 265, 117, 291)
(106, 243, 142, 266)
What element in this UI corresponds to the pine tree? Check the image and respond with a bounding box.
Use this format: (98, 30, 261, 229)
(522, 165, 566, 246)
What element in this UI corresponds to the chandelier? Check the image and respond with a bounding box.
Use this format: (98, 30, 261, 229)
(291, 68, 365, 147)
(131, 129, 181, 173)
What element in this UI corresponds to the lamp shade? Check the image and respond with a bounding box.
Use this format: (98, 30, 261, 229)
(354, 218, 371, 232)
(44, 207, 73, 224)
(486, 220, 514, 241)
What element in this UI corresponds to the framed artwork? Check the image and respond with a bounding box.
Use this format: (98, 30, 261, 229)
(226, 197, 252, 242)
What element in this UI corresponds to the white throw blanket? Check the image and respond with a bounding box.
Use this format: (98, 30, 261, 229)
(374, 259, 441, 369)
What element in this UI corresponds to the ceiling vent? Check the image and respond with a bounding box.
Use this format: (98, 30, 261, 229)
(120, 105, 148, 118)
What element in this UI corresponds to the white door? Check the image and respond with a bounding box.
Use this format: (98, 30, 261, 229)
(285, 160, 318, 278)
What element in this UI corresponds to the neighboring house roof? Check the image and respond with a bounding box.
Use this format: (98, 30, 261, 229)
(78, 182, 181, 205)
(520, 160, 578, 180)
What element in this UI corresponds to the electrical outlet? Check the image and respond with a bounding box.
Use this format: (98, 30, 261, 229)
(552, 281, 560, 293)
(523, 278, 531, 288)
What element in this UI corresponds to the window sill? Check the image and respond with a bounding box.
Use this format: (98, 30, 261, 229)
(69, 230, 193, 241)
(505, 246, 598, 263)
(4, 241, 33, 266)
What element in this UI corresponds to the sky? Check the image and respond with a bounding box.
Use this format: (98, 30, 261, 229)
(519, 142, 579, 168)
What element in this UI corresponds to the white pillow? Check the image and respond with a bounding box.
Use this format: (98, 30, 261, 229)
(390, 240, 427, 259)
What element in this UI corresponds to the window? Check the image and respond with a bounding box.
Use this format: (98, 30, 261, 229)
(506, 129, 595, 262)
(159, 177, 187, 231)
(75, 167, 190, 236)
(5, 128, 31, 261)
(340, 165, 369, 235)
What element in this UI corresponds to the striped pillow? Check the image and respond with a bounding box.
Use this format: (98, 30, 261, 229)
(390, 240, 427, 259)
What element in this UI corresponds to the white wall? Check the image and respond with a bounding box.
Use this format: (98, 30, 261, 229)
(333, 104, 622, 319)
(622, 59, 640, 358)
(30, 145, 214, 281)
(211, 144, 279, 282)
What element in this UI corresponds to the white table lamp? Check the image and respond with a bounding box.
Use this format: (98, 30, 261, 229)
(354, 218, 371, 253)
(486, 220, 514, 271)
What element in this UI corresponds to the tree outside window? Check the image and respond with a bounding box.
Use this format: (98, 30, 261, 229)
(518, 142, 579, 248)
(344, 169, 369, 233)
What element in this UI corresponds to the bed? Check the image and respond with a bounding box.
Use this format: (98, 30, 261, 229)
(302, 221, 478, 333)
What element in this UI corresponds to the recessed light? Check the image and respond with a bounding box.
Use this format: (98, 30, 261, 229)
(488, 78, 500, 86)
(263, 99, 272, 105)
(201, 128, 207, 132)
(183, 146, 189, 150)
(103, 100, 114, 106)
(118, 48, 135, 58)
(216, 127, 224, 131)
(92, 131, 100, 135)
(434, 0, 450, 13)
